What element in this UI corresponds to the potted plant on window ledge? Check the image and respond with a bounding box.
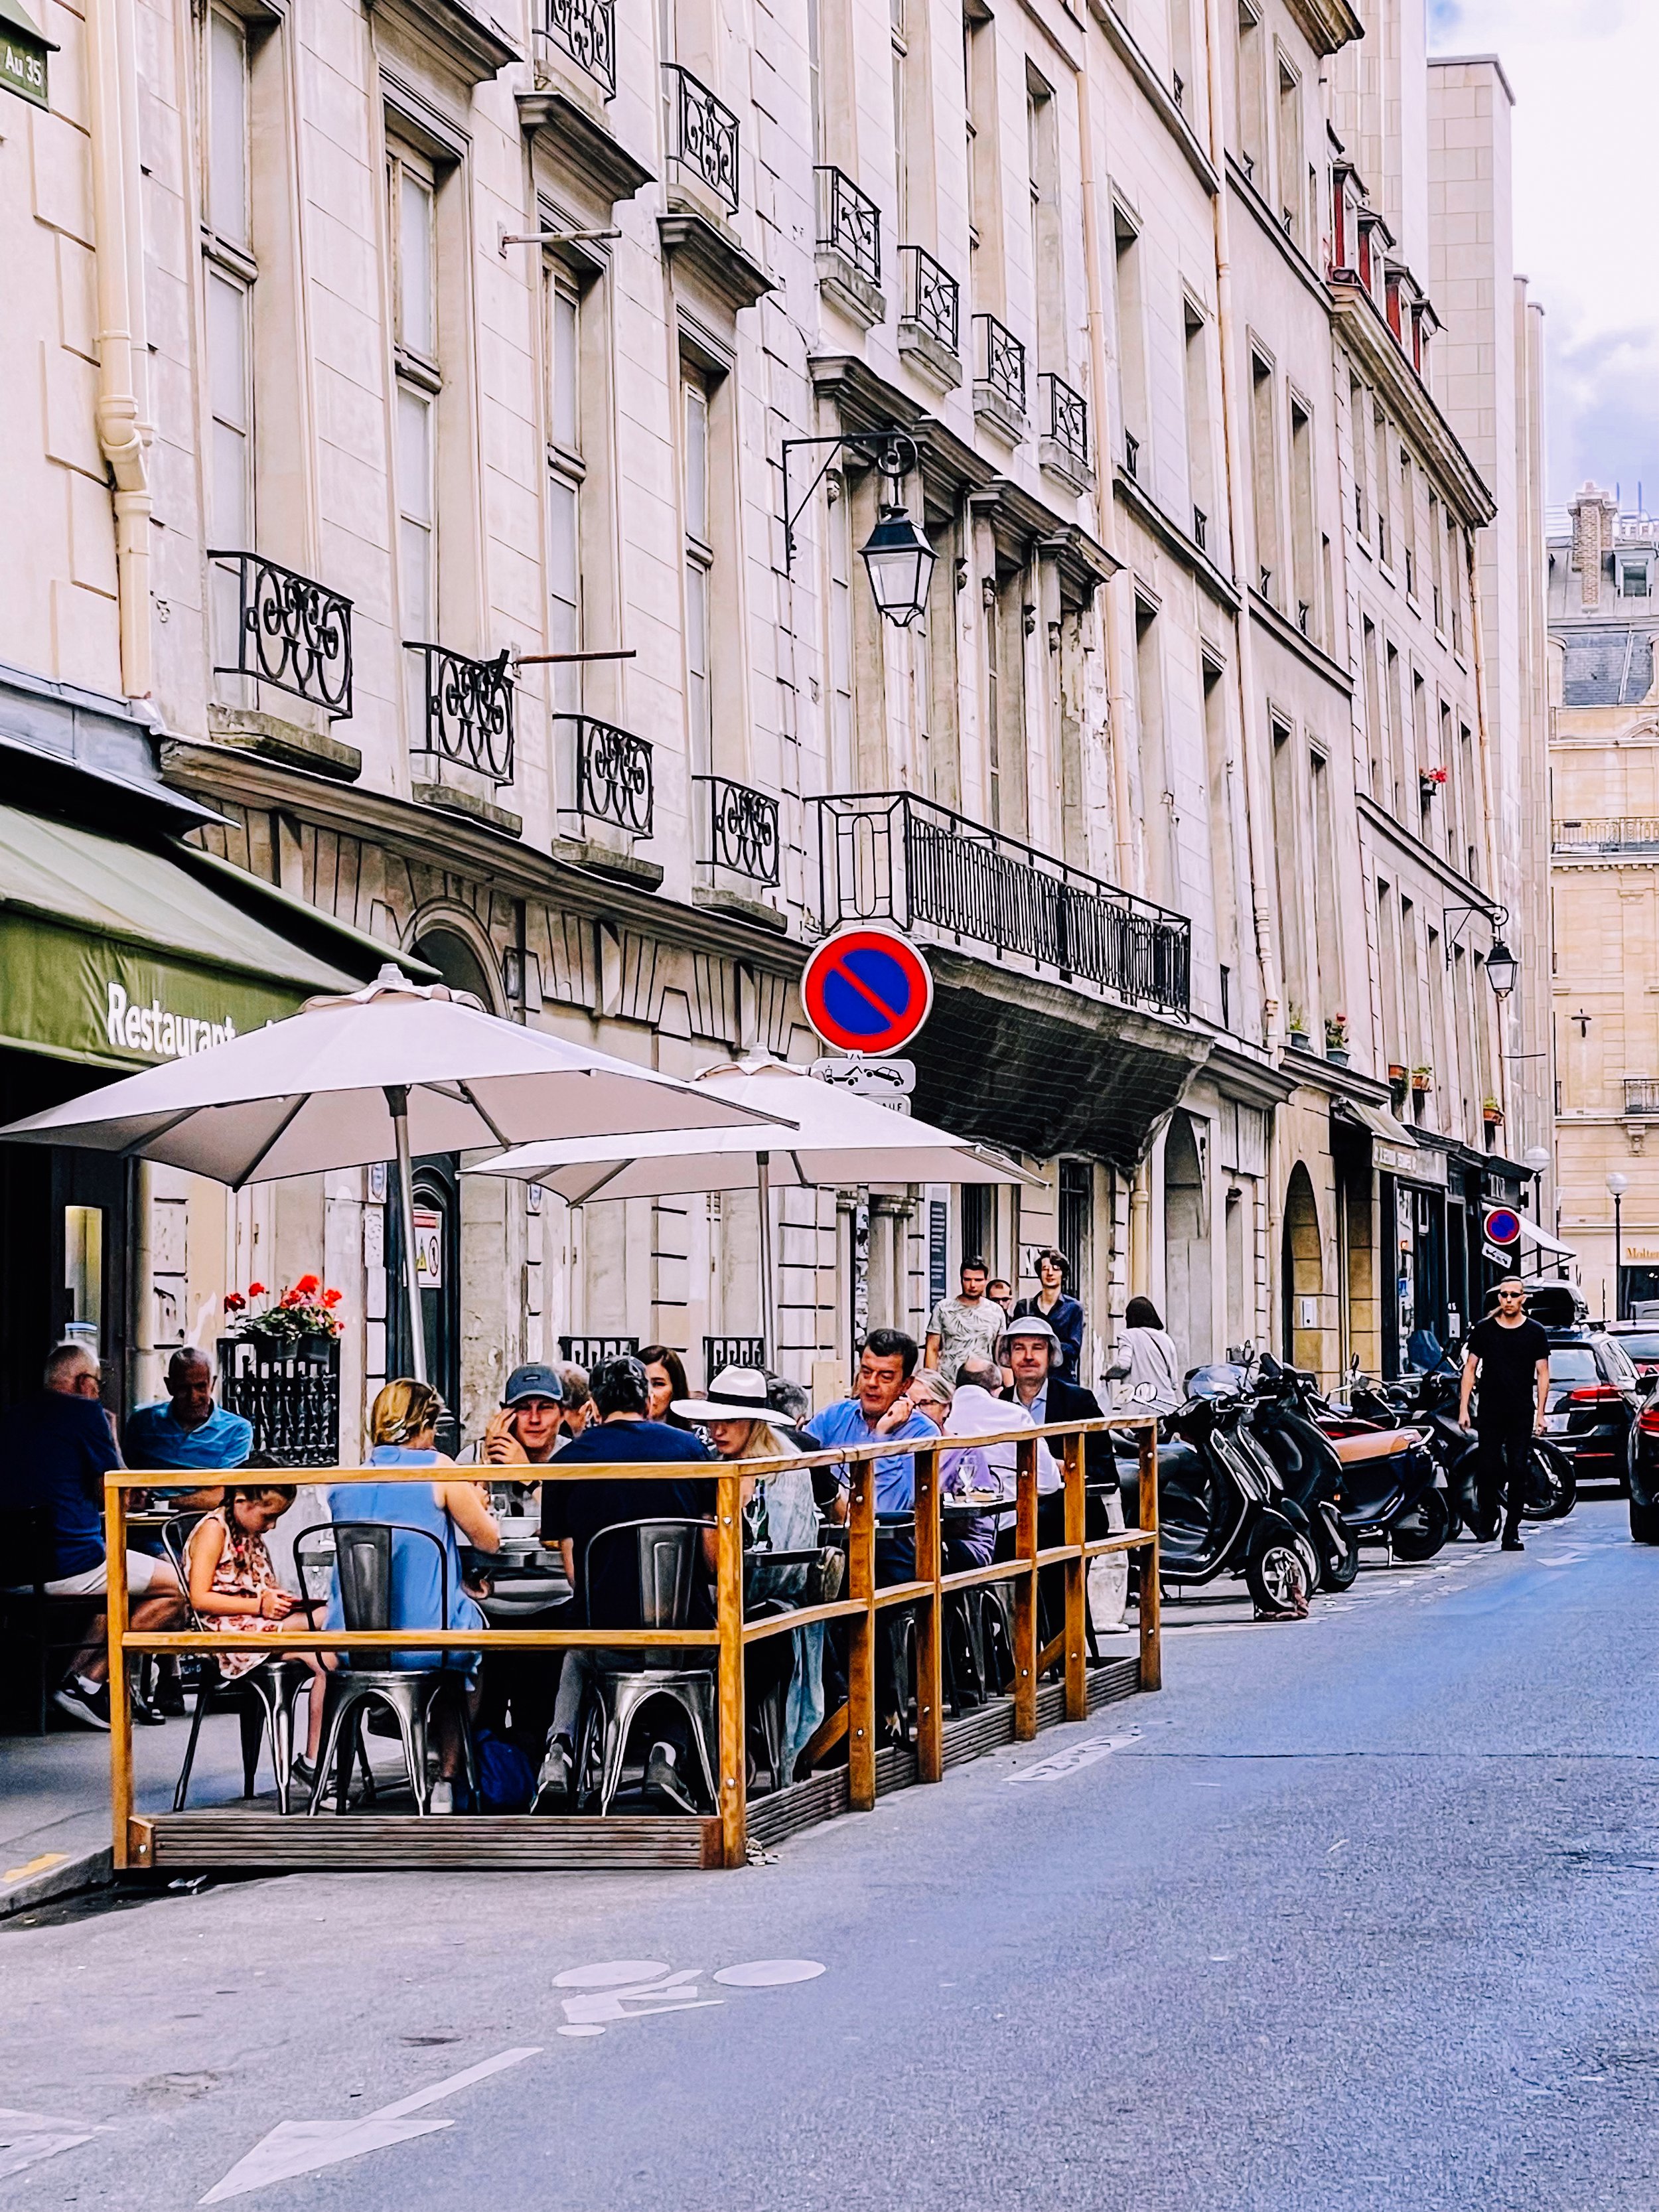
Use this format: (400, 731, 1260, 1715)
(1287, 1004, 1310, 1051)
(217, 1276, 344, 1467)
(1325, 1013, 1349, 1067)
(1410, 1066, 1433, 1095)
(1482, 1096, 1504, 1130)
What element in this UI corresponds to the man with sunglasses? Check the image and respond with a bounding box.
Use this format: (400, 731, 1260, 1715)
(1459, 1278, 1550, 1552)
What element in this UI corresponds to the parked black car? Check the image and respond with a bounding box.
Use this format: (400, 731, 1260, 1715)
(1487, 1285, 1647, 1496)
(1606, 1321, 1659, 1379)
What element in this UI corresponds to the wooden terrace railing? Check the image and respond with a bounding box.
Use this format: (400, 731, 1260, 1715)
(104, 1414, 1160, 1874)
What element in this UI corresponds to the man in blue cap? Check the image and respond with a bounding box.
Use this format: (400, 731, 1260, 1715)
(479, 1362, 565, 1467)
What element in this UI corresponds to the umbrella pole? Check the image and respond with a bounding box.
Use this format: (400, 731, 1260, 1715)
(385, 1084, 427, 1386)
(757, 1150, 774, 1366)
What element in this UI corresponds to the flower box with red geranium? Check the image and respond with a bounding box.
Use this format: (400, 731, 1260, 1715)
(217, 1274, 342, 1467)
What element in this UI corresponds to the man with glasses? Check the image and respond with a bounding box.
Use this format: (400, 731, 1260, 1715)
(1458, 1278, 1550, 1552)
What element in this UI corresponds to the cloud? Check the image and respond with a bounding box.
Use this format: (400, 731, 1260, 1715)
(1428, 2, 1659, 503)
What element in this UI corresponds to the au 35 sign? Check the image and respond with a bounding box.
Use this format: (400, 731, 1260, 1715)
(1, 0, 56, 111)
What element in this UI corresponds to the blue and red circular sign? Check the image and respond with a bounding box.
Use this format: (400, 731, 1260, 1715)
(1484, 1207, 1522, 1247)
(802, 925, 933, 1057)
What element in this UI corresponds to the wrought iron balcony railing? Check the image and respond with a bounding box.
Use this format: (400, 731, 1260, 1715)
(559, 713, 654, 837)
(535, 0, 614, 95)
(697, 774, 780, 884)
(899, 244, 958, 352)
(816, 790, 1191, 1017)
(208, 550, 353, 719)
(1626, 1080, 1659, 1119)
(404, 642, 514, 786)
(665, 63, 739, 211)
(1555, 817, 1659, 853)
(1039, 372, 1090, 471)
(974, 313, 1026, 415)
(816, 165, 881, 284)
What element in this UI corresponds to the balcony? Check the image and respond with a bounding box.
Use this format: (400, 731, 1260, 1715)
(1038, 371, 1093, 493)
(534, 0, 614, 94)
(208, 550, 352, 719)
(664, 63, 739, 212)
(815, 165, 883, 327)
(897, 244, 960, 392)
(563, 714, 654, 836)
(815, 791, 1191, 1017)
(697, 774, 780, 886)
(1625, 1080, 1659, 1119)
(1554, 817, 1659, 854)
(405, 642, 517, 830)
(972, 313, 1026, 445)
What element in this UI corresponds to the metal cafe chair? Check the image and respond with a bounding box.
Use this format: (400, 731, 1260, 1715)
(574, 1518, 720, 1816)
(161, 1513, 312, 1813)
(0, 1507, 102, 1735)
(297, 1521, 478, 1816)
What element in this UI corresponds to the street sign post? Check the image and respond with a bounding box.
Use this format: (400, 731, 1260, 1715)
(800, 925, 932, 1057)
(1484, 1207, 1522, 1250)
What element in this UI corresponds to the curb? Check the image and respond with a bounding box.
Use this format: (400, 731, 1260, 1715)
(0, 1840, 114, 1922)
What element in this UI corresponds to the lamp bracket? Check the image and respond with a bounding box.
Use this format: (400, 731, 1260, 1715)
(1443, 899, 1508, 967)
(780, 428, 920, 573)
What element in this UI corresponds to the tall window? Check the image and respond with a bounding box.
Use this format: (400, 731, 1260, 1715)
(1428, 490, 1445, 630)
(1350, 374, 1368, 540)
(1235, 1, 1265, 182)
(390, 145, 439, 650)
(1373, 409, 1391, 567)
(982, 574, 1001, 826)
(1167, 0, 1193, 110)
(547, 271, 582, 717)
(1135, 597, 1172, 903)
(1276, 56, 1303, 244)
(683, 372, 712, 770)
(1114, 210, 1148, 475)
(1400, 447, 1418, 599)
(1384, 639, 1403, 814)
(1362, 617, 1382, 798)
(1027, 72, 1062, 366)
(204, 9, 253, 683)
(1250, 352, 1279, 601)
(1289, 394, 1315, 636)
(1184, 298, 1215, 548)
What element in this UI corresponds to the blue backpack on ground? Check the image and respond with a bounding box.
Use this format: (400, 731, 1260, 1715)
(474, 1730, 536, 1812)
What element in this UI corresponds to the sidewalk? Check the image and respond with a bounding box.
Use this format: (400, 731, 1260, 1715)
(0, 1710, 252, 1918)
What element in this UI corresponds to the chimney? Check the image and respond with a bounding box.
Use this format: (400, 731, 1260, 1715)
(1569, 480, 1618, 610)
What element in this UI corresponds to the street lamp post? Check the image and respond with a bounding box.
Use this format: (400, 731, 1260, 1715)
(1607, 1170, 1629, 1321)
(1522, 1144, 1550, 1224)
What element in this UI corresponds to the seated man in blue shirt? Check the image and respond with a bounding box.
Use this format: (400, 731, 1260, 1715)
(0, 1341, 186, 1729)
(123, 1348, 253, 1510)
(806, 1329, 934, 1580)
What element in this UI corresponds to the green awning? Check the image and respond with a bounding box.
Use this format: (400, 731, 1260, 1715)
(0, 806, 358, 1070)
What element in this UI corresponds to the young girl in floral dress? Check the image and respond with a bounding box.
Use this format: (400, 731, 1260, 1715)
(185, 1485, 328, 1771)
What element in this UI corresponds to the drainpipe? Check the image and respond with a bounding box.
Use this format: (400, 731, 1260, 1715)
(1466, 530, 1506, 1108)
(87, 0, 153, 699)
(1076, 33, 1137, 892)
(1200, 0, 1280, 1045)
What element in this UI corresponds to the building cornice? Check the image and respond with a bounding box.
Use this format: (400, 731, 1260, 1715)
(658, 206, 772, 314)
(1329, 277, 1496, 530)
(1114, 466, 1242, 611)
(1196, 1037, 1300, 1109)
(1356, 790, 1493, 905)
(1283, 0, 1364, 59)
(366, 0, 518, 86)
(518, 90, 654, 206)
(1250, 588, 1354, 695)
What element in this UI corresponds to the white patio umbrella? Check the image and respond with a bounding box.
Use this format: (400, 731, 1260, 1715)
(466, 1052, 1036, 1357)
(0, 968, 788, 1382)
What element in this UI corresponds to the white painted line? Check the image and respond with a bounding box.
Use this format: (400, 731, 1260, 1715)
(200, 2047, 539, 2203)
(712, 1959, 826, 1988)
(1008, 1731, 1137, 1785)
(0, 2108, 98, 2180)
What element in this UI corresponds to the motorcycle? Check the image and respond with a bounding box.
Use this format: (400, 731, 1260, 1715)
(1118, 1364, 1321, 1616)
(1247, 1355, 1450, 1574)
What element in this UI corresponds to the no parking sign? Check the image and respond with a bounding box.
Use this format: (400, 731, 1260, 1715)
(801, 925, 933, 1057)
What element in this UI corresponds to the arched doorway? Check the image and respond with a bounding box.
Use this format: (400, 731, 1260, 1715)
(1281, 1163, 1324, 1372)
(1163, 1111, 1212, 1367)
(413, 922, 497, 1010)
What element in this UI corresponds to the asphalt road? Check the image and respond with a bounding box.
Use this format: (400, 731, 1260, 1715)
(5, 1499, 1657, 2212)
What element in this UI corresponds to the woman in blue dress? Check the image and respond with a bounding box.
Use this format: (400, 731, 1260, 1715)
(325, 1378, 500, 1810)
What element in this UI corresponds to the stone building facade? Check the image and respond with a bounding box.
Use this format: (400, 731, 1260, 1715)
(1549, 484, 1659, 1317)
(0, 0, 1549, 1451)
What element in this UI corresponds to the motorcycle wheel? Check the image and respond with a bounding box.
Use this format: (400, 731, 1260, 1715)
(1390, 1485, 1450, 1564)
(1320, 1520, 1360, 1592)
(1524, 1445, 1577, 1522)
(1246, 1522, 1311, 1617)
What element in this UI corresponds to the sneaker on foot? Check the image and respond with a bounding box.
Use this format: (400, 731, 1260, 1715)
(428, 1779, 455, 1814)
(532, 1736, 574, 1813)
(1501, 1533, 1525, 1552)
(53, 1679, 111, 1732)
(644, 1740, 699, 1815)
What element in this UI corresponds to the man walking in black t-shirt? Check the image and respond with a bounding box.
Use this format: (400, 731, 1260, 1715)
(1458, 1278, 1551, 1552)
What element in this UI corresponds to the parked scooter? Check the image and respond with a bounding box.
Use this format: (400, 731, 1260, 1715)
(1119, 1364, 1321, 1615)
(1347, 1363, 1576, 1531)
(1248, 1354, 1450, 1572)
(1236, 1356, 1360, 1590)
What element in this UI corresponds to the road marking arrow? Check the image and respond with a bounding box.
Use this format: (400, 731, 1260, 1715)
(1007, 1730, 1138, 1785)
(200, 2047, 540, 2203)
(0, 2107, 98, 2179)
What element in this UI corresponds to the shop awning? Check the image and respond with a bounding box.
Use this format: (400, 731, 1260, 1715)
(0, 805, 360, 1070)
(1332, 1097, 1419, 1148)
(1516, 1216, 1577, 1260)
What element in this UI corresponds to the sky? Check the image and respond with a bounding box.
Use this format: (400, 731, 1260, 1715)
(1427, 1, 1659, 513)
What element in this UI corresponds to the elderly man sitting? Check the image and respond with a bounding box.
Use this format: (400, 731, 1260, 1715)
(0, 1342, 186, 1730)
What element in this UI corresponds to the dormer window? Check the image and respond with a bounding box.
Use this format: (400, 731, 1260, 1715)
(1619, 550, 1655, 599)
